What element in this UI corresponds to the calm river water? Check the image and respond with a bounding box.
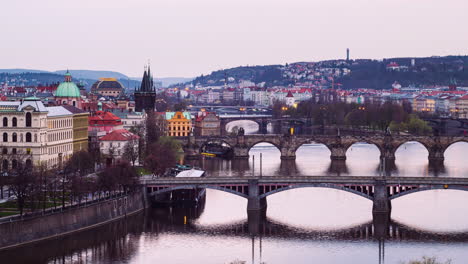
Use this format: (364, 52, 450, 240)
(4, 121, 468, 264)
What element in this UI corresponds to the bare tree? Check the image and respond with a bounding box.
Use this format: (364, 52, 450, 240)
(144, 141, 177, 178)
(122, 139, 139, 167)
(5, 152, 35, 216)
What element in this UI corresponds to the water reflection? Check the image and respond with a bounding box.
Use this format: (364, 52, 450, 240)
(4, 188, 468, 264)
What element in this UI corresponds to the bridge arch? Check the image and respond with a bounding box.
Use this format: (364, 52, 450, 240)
(199, 139, 234, 153)
(390, 186, 468, 200)
(444, 139, 468, 154)
(247, 141, 282, 153)
(293, 139, 332, 153)
(345, 141, 382, 158)
(394, 140, 431, 155)
(224, 119, 262, 134)
(258, 184, 374, 201)
(148, 185, 249, 199)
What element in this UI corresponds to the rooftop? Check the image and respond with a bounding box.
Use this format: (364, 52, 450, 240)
(99, 129, 139, 141)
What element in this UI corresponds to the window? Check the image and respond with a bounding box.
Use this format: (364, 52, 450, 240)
(25, 159, 32, 168)
(25, 112, 32, 127)
(12, 148, 16, 154)
(26, 132, 32, 142)
(2, 160, 8, 171)
(26, 148, 31, 155)
(34, 134, 37, 142)
(2, 148, 6, 155)
(12, 133, 17, 142)
(12, 160, 17, 169)
(3, 133, 7, 142)
(12, 117, 17, 127)
(2, 117, 7, 127)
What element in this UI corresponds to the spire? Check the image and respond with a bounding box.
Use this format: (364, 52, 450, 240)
(140, 69, 148, 92)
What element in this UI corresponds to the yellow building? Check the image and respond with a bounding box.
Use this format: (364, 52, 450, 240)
(165, 111, 192, 137)
(62, 105, 89, 152)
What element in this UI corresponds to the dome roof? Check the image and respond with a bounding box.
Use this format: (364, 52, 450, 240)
(55, 81, 81, 98)
(91, 78, 124, 90)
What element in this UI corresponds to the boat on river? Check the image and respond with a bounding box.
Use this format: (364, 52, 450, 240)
(153, 167, 206, 207)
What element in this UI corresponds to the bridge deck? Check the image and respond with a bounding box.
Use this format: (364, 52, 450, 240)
(142, 176, 468, 186)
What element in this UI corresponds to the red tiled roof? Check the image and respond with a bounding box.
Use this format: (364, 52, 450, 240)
(99, 129, 139, 141)
(89, 111, 122, 125)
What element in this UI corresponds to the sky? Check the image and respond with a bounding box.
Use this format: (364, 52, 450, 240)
(1, 0, 467, 78)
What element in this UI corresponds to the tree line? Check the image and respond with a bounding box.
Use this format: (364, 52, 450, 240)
(273, 99, 432, 135)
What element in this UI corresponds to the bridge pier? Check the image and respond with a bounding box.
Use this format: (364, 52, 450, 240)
(372, 180, 391, 220)
(233, 147, 249, 159)
(280, 147, 296, 160)
(259, 120, 268, 134)
(330, 146, 347, 160)
(184, 135, 200, 159)
(329, 136, 347, 160)
(247, 209, 266, 236)
(428, 148, 445, 167)
(373, 213, 390, 240)
(247, 179, 267, 211)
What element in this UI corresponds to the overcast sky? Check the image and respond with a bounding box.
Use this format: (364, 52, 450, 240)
(1, 0, 467, 78)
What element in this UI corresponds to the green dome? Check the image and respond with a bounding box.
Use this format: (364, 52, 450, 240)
(55, 82, 81, 98)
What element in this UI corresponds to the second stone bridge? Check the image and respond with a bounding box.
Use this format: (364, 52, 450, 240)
(179, 134, 468, 164)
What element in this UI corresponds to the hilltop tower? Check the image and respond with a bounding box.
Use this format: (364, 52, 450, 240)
(346, 48, 350, 61)
(135, 65, 156, 112)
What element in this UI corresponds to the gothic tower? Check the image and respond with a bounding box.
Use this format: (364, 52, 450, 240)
(135, 65, 156, 112)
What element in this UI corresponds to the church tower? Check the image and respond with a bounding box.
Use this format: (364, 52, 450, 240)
(135, 65, 156, 112)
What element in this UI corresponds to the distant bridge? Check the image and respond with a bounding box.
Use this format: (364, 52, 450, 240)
(178, 134, 468, 163)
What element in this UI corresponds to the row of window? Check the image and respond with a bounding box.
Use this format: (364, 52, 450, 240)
(169, 132, 190, 137)
(2, 148, 19, 155)
(169, 126, 191, 131)
(2, 132, 35, 143)
(48, 144, 72, 155)
(2, 113, 31, 127)
(47, 118, 72, 129)
(48, 130, 72, 142)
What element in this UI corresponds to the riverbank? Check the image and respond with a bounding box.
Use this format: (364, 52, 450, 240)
(0, 190, 147, 250)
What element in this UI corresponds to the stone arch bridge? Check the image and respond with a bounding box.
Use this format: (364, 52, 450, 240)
(179, 134, 468, 163)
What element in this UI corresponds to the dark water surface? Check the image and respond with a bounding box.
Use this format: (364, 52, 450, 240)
(3, 121, 468, 264)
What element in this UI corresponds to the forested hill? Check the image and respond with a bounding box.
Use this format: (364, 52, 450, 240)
(340, 56, 468, 89)
(0, 72, 141, 90)
(190, 65, 287, 87)
(188, 56, 468, 89)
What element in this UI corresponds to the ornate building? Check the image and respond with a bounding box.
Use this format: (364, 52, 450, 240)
(165, 111, 192, 137)
(90, 78, 124, 97)
(0, 98, 88, 169)
(194, 112, 220, 136)
(54, 71, 82, 109)
(134, 66, 156, 112)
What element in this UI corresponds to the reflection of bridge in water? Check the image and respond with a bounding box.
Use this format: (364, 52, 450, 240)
(4, 205, 468, 264)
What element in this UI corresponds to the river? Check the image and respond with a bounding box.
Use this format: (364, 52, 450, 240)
(3, 121, 468, 264)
